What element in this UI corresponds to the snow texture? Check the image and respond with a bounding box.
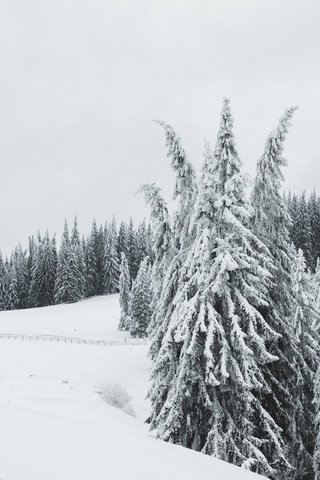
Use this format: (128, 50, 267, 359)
(0, 294, 264, 480)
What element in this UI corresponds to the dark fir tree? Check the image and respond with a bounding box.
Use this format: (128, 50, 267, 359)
(289, 193, 300, 246)
(29, 232, 57, 307)
(90, 219, 105, 294)
(83, 235, 97, 297)
(308, 190, 320, 270)
(292, 249, 320, 480)
(146, 222, 154, 263)
(295, 192, 312, 267)
(7, 264, 19, 310)
(130, 257, 152, 338)
(127, 217, 137, 282)
(117, 221, 129, 260)
(136, 220, 149, 266)
(54, 220, 79, 304)
(103, 218, 120, 294)
(27, 235, 37, 305)
(12, 245, 29, 309)
(0, 252, 9, 310)
(118, 252, 131, 330)
(70, 217, 86, 299)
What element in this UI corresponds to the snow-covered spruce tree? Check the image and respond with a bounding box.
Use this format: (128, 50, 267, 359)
(292, 249, 320, 480)
(131, 227, 142, 279)
(54, 220, 79, 304)
(146, 222, 154, 263)
(103, 218, 120, 294)
(29, 232, 57, 307)
(91, 219, 105, 294)
(129, 257, 152, 338)
(26, 235, 37, 305)
(70, 217, 86, 299)
(118, 253, 131, 330)
(7, 263, 19, 310)
(117, 221, 129, 260)
(312, 259, 320, 310)
(54, 221, 71, 303)
(288, 192, 300, 248)
(155, 120, 197, 249)
(81, 235, 90, 298)
(314, 369, 320, 480)
(83, 235, 97, 297)
(149, 99, 288, 478)
(0, 252, 8, 310)
(139, 183, 173, 338)
(136, 220, 149, 266)
(251, 106, 317, 479)
(127, 217, 139, 283)
(12, 244, 30, 309)
(142, 122, 197, 362)
(308, 189, 320, 271)
(295, 192, 312, 268)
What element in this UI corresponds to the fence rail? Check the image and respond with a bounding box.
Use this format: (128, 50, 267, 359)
(0, 333, 147, 346)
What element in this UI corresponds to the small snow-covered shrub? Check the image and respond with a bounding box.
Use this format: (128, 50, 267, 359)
(100, 382, 136, 417)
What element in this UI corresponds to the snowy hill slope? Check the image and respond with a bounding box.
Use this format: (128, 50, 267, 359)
(0, 295, 264, 480)
(0, 295, 126, 340)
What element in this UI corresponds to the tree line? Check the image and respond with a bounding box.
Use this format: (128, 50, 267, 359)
(287, 190, 320, 272)
(0, 217, 152, 311)
(138, 102, 320, 480)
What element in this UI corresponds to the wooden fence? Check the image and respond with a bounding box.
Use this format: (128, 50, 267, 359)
(0, 333, 147, 346)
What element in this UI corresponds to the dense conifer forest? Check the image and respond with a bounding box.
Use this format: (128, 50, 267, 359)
(0, 217, 152, 313)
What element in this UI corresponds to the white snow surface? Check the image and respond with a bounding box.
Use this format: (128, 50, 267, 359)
(0, 295, 264, 480)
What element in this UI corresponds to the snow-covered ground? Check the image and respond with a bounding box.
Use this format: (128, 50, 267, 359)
(0, 295, 127, 340)
(0, 295, 263, 480)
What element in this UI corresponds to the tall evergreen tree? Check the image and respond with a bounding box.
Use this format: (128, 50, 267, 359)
(142, 121, 197, 362)
(118, 252, 131, 330)
(131, 228, 141, 280)
(292, 249, 320, 480)
(117, 221, 129, 260)
(70, 217, 86, 299)
(29, 232, 57, 307)
(90, 219, 105, 294)
(83, 235, 97, 297)
(103, 218, 120, 294)
(54, 220, 80, 304)
(314, 369, 320, 480)
(7, 263, 19, 310)
(251, 105, 317, 479)
(312, 258, 320, 309)
(27, 235, 37, 305)
(130, 257, 152, 338)
(295, 192, 312, 267)
(12, 245, 29, 309)
(288, 192, 300, 248)
(127, 217, 138, 282)
(148, 99, 288, 478)
(146, 222, 154, 263)
(308, 190, 320, 271)
(0, 252, 8, 311)
(139, 183, 173, 335)
(155, 120, 197, 249)
(136, 220, 149, 266)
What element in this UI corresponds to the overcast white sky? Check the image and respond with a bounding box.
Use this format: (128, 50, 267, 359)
(0, 0, 319, 254)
